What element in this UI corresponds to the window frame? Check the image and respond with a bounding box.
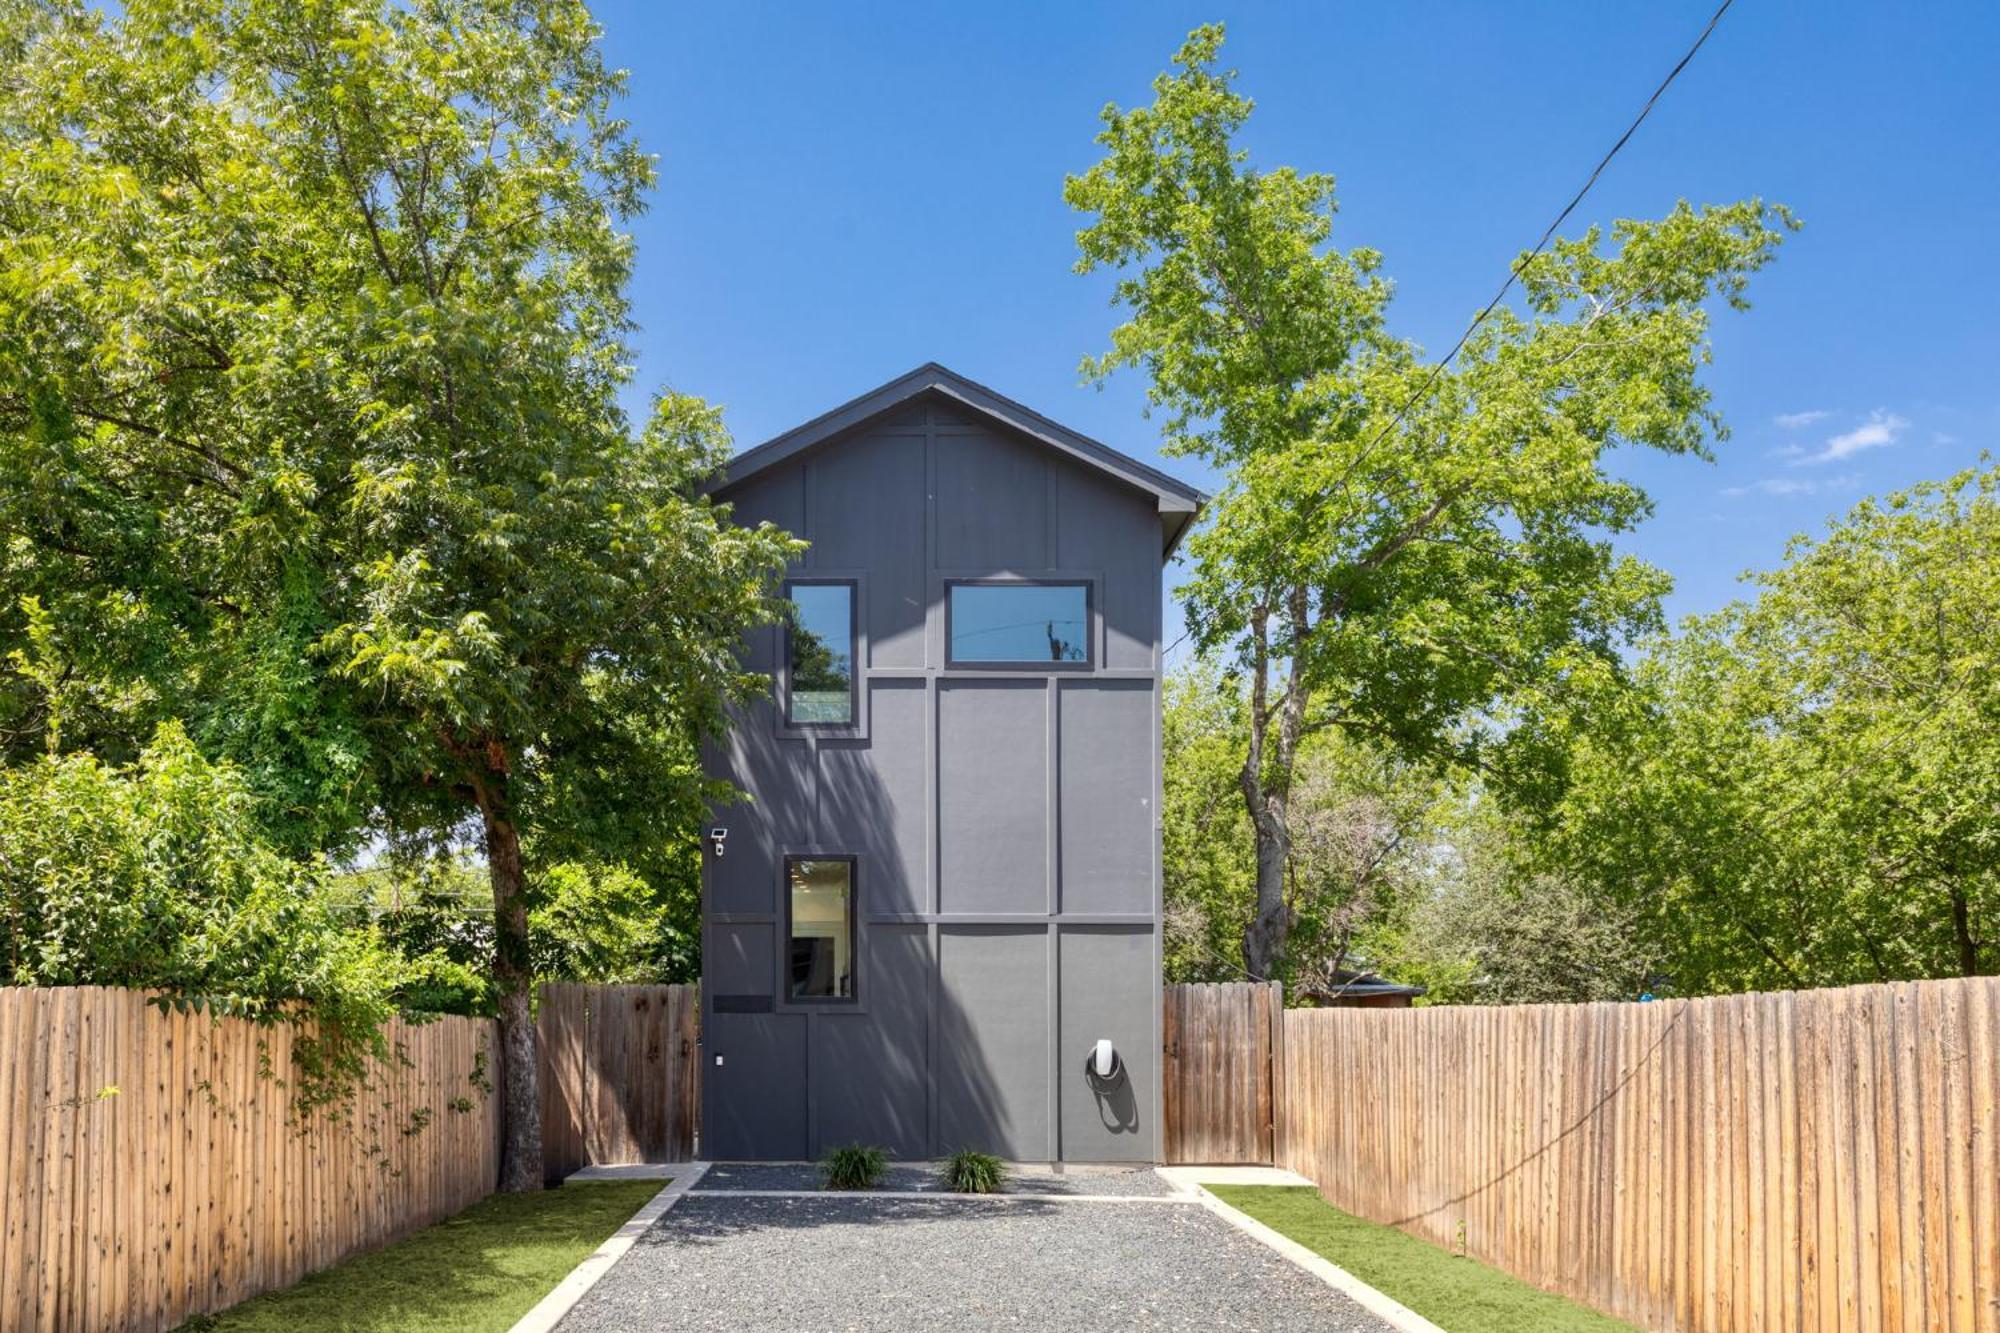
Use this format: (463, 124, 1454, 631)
(943, 577, 1095, 671)
(781, 577, 859, 728)
(781, 853, 859, 1007)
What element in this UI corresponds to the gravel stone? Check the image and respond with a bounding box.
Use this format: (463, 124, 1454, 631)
(556, 1193, 1392, 1332)
(695, 1161, 1177, 1196)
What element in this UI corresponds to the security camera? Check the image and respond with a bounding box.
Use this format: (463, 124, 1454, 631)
(708, 827, 728, 857)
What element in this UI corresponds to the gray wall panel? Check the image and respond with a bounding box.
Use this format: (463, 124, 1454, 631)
(709, 922, 775, 998)
(937, 927, 1049, 1159)
(1058, 927, 1156, 1161)
(806, 432, 928, 667)
(1055, 460, 1160, 671)
(817, 680, 928, 916)
(708, 707, 813, 915)
(938, 680, 1048, 915)
(705, 1014, 807, 1160)
(813, 925, 930, 1157)
(935, 429, 1048, 570)
(1058, 679, 1156, 915)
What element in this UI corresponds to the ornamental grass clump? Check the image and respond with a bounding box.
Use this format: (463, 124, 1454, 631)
(940, 1150, 1007, 1194)
(820, 1144, 888, 1190)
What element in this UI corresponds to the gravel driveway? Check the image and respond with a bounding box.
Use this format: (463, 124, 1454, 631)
(556, 1186, 1393, 1332)
(694, 1161, 1178, 1195)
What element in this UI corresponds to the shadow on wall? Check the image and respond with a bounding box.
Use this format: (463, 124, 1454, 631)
(824, 731, 1018, 1161)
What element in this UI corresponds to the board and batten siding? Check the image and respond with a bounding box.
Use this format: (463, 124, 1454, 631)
(702, 393, 1165, 1162)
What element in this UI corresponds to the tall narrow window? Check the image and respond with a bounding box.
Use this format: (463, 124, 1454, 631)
(786, 857, 856, 1002)
(785, 581, 854, 724)
(947, 581, 1090, 666)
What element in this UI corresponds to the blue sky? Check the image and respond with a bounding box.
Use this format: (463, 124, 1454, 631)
(593, 1, 1997, 631)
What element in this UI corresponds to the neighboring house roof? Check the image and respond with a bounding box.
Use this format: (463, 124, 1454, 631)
(1299, 967, 1427, 1006)
(710, 362, 1208, 558)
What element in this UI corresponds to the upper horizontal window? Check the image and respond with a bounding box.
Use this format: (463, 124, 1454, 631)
(947, 582, 1090, 666)
(785, 581, 854, 725)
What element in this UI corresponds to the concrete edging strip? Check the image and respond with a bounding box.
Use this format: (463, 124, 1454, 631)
(1174, 1178, 1447, 1333)
(507, 1160, 711, 1333)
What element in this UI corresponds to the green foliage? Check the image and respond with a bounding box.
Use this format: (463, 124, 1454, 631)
(819, 1143, 888, 1191)
(0, 723, 401, 1110)
(1163, 661, 1446, 992)
(336, 853, 682, 1015)
(1545, 465, 2000, 991)
(1068, 25, 1791, 977)
(0, 0, 799, 895)
(1161, 663, 1256, 979)
(1, 0, 799, 1183)
(1383, 809, 1656, 1006)
(940, 1150, 1006, 1195)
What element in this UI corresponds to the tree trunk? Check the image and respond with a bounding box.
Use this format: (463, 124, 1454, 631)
(1949, 885, 1982, 977)
(482, 796, 543, 1192)
(1236, 600, 1302, 981)
(1236, 593, 1309, 982)
(1242, 801, 1290, 980)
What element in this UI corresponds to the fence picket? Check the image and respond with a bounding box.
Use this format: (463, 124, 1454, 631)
(1247, 978, 1999, 1333)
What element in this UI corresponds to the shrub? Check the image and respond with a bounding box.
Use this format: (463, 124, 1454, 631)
(940, 1150, 1007, 1194)
(819, 1143, 887, 1190)
(0, 723, 404, 1111)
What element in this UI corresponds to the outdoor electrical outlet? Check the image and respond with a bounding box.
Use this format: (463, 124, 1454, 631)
(714, 1055, 724, 1067)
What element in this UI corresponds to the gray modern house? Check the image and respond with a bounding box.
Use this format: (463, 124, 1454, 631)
(698, 364, 1203, 1163)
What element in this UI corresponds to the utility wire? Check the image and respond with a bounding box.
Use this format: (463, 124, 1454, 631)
(1345, 0, 1734, 467)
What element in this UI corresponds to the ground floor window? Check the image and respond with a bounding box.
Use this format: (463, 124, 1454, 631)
(786, 856, 856, 1001)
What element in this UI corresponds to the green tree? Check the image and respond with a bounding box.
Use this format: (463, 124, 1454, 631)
(1384, 804, 1657, 1005)
(1548, 465, 2000, 990)
(0, 0, 796, 1188)
(1161, 662, 1256, 980)
(0, 723, 404, 1110)
(1162, 660, 1442, 993)
(1067, 25, 1793, 979)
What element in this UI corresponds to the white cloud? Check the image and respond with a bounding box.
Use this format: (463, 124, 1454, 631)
(1791, 410, 1909, 466)
(1721, 473, 1862, 499)
(1774, 409, 1833, 429)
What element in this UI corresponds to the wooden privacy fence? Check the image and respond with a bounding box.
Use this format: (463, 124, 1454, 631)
(1280, 978, 2000, 1333)
(537, 982, 700, 1181)
(1162, 981, 1283, 1164)
(0, 986, 499, 1333)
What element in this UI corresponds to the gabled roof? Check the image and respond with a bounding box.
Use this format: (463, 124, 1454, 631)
(712, 363, 1207, 558)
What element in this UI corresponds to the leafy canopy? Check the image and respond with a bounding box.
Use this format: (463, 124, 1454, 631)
(1068, 25, 1795, 794)
(0, 0, 797, 856)
(1547, 464, 2000, 989)
(0, 723, 403, 1109)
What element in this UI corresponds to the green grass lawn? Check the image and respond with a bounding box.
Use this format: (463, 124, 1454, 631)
(184, 1179, 664, 1333)
(1205, 1185, 1635, 1333)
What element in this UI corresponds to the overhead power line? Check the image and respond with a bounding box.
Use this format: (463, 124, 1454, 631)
(1352, 0, 1735, 460)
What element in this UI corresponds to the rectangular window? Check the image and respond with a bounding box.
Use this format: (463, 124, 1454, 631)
(947, 581, 1090, 666)
(785, 581, 854, 725)
(786, 857, 856, 1002)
